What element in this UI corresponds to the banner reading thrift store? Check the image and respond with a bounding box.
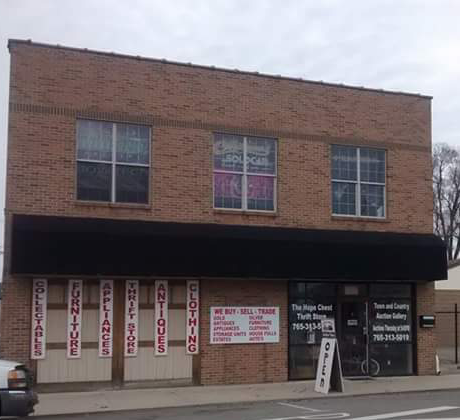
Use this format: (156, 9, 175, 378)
(186, 280, 199, 354)
(31, 278, 47, 360)
(99, 280, 113, 357)
(155, 280, 168, 356)
(67, 279, 83, 359)
(125, 280, 139, 357)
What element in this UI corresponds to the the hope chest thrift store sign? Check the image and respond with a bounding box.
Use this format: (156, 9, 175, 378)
(210, 307, 279, 344)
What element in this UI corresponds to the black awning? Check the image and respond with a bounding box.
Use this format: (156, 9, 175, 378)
(10, 214, 447, 281)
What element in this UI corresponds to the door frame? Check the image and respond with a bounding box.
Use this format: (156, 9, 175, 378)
(337, 297, 371, 377)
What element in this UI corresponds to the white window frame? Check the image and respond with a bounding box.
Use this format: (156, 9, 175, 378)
(76, 120, 150, 204)
(331, 146, 386, 218)
(213, 134, 277, 213)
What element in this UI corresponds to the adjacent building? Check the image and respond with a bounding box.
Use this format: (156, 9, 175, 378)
(0, 40, 446, 389)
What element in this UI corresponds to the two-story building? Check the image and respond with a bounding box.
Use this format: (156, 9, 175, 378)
(0, 39, 446, 390)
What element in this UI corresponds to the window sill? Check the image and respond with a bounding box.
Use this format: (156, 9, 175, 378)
(75, 200, 151, 210)
(331, 215, 389, 223)
(214, 209, 278, 217)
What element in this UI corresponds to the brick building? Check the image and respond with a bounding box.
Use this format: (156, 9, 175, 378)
(1, 39, 446, 389)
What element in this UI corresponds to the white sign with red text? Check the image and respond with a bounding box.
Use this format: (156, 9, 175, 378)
(210, 307, 279, 344)
(31, 279, 47, 360)
(99, 280, 113, 357)
(67, 279, 83, 358)
(186, 280, 199, 354)
(155, 280, 168, 356)
(124, 280, 139, 357)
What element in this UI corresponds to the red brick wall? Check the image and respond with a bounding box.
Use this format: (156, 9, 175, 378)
(200, 279, 288, 385)
(417, 282, 436, 374)
(0, 277, 31, 364)
(2, 41, 436, 380)
(6, 41, 433, 234)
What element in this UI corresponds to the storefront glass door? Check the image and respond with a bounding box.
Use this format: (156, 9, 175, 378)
(340, 301, 370, 377)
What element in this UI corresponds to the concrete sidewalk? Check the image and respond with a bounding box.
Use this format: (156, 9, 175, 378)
(33, 374, 460, 417)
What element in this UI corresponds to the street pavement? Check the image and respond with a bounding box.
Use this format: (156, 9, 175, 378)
(32, 389, 460, 420)
(32, 374, 460, 417)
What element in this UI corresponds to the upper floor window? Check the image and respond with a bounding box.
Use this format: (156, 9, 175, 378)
(76, 120, 150, 204)
(331, 145, 386, 218)
(213, 133, 277, 211)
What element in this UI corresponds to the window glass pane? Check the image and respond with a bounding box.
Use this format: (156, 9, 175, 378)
(339, 284, 367, 296)
(332, 145, 357, 181)
(369, 298, 412, 344)
(247, 176, 274, 211)
(116, 124, 150, 164)
(332, 182, 356, 215)
(77, 120, 112, 161)
(289, 282, 306, 298)
(360, 148, 385, 183)
(214, 173, 242, 209)
(370, 284, 411, 298)
(214, 134, 244, 172)
(369, 344, 413, 376)
(246, 137, 276, 174)
(77, 162, 111, 201)
(289, 344, 320, 379)
(306, 283, 337, 298)
(115, 165, 149, 204)
(361, 184, 385, 217)
(368, 297, 413, 376)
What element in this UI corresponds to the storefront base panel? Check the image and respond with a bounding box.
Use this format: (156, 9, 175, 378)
(37, 349, 112, 383)
(124, 347, 192, 381)
(200, 279, 288, 385)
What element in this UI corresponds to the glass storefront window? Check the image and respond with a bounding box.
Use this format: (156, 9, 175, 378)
(288, 282, 414, 379)
(288, 282, 337, 380)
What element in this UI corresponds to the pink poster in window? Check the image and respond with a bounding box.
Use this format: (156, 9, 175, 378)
(214, 173, 242, 199)
(247, 176, 274, 199)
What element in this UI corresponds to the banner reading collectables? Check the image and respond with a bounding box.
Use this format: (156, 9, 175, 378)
(125, 280, 139, 357)
(31, 279, 47, 360)
(155, 280, 168, 356)
(99, 280, 114, 357)
(186, 280, 199, 354)
(67, 279, 83, 359)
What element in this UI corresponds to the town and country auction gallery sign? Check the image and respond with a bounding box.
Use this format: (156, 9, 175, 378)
(210, 307, 279, 344)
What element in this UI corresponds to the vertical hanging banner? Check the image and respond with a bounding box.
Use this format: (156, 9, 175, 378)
(186, 280, 199, 354)
(31, 279, 47, 360)
(67, 279, 83, 359)
(99, 280, 114, 357)
(154, 280, 168, 356)
(125, 280, 139, 357)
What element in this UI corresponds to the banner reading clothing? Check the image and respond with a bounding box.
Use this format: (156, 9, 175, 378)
(67, 279, 83, 359)
(31, 279, 47, 360)
(155, 280, 168, 356)
(99, 280, 113, 357)
(186, 280, 199, 354)
(125, 280, 139, 357)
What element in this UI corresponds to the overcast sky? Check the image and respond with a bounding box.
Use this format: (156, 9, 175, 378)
(0, 0, 459, 275)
